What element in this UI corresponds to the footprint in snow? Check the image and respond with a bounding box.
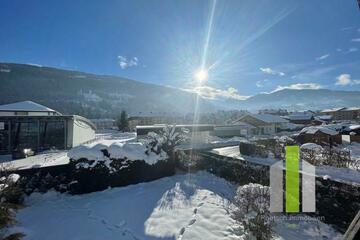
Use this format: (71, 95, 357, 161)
(178, 227, 185, 240)
(197, 202, 204, 207)
(193, 208, 197, 214)
(179, 227, 185, 235)
(188, 219, 196, 226)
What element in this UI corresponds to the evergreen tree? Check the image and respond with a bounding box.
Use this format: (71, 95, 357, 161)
(117, 110, 129, 131)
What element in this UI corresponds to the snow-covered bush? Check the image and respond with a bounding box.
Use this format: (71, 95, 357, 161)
(239, 142, 268, 158)
(0, 174, 23, 205)
(300, 143, 324, 166)
(147, 125, 189, 156)
(67, 140, 174, 194)
(233, 183, 272, 240)
(0, 172, 25, 240)
(300, 144, 358, 170)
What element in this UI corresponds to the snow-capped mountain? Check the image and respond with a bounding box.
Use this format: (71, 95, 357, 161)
(1, 62, 359, 117)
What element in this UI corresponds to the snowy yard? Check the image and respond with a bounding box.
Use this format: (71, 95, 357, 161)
(9, 172, 341, 240)
(0, 131, 137, 171)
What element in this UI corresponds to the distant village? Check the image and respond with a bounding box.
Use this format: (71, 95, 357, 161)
(93, 106, 360, 148)
(0, 101, 359, 161)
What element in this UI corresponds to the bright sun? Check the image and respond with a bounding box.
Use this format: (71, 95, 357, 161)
(194, 69, 208, 82)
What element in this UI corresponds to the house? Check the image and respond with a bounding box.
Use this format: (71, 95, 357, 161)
(314, 115, 333, 124)
(341, 125, 360, 143)
(320, 107, 360, 121)
(0, 101, 60, 116)
(136, 124, 214, 145)
(233, 114, 289, 135)
(0, 101, 96, 159)
(297, 126, 342, 146)
(128, 112, 185, 130)
(211, 122, 255, 138)
(286, 111, 314, 125)
(258, 109, 288, 116)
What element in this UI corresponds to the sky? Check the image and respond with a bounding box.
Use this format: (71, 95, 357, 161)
(0, 0, 360, 100)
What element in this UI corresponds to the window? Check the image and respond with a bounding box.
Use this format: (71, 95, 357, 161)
(11, 121, 38, 151)
(39, 121, 65, 150)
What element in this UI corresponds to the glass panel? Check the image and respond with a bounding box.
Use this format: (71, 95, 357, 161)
(0, 121, 9, 154)
(11, 121, 38, 151)
(39, 121, 65, 150)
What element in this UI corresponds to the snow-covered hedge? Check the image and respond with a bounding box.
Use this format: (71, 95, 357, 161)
(68, 141, 167, 172)
(233, 183, 272, 240)
(66, 140, 175, 194)
(300, 143, 359, 170)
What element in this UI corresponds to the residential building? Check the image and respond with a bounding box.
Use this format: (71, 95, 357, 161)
(320, 107, 360, 121)
(286, 111, 315, 125)
(0, 101, 96, 159)
(211, 122, 255, 138)
(297, 126, 342, 146)
(258, 109, 288, 116)
(341, 125, 360, 143)
(233, 114, 289, 135)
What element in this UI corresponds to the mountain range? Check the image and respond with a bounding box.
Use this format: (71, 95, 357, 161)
(0, 63, 359, 118)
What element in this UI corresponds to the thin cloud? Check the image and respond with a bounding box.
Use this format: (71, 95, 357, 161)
(348, 48, 358, 53)
(183, 85, 249, 100)
(259, 67, 285, 76)
(256, 79, 268, 88)
(351, 38, 360, 42)
(316, 54, 330, 61)
(335, 74, 360, 86)
(271, 83, 322, 92)
(117, 56, 139, 69)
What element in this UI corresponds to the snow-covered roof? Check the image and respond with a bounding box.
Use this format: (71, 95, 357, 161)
(349, 125, 360, 131)
(316, 115, 332, 120)
(0, 101, 57, 112)
(300, 126, 339, 136)
(300, 143, 323, 151)
(321, 107, 360, 113)
(248, 114, 289, 123)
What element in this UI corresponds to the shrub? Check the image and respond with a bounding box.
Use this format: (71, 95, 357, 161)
(147, 125, 189, 156)
(233, 183, 272, 240)
(239, 142, 268, 158)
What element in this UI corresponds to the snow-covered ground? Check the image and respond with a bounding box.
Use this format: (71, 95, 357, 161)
(0, 150, 69, 171)
(8, 172, 341, 240)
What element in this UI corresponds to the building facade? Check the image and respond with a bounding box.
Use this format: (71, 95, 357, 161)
(321, 107, 360, 121)
(0, 101, 96, 159)
(234, 114, 289, 135)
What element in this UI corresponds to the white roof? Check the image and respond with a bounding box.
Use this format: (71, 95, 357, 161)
(348, 125, 360, 131)
(321, 107, 360, 113)
(300, 126, 338, 136)
(249, 114, 289, 123)
(0, 101, 57, 112)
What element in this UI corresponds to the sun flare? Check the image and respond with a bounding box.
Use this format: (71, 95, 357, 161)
(194, 69, 208, 82)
